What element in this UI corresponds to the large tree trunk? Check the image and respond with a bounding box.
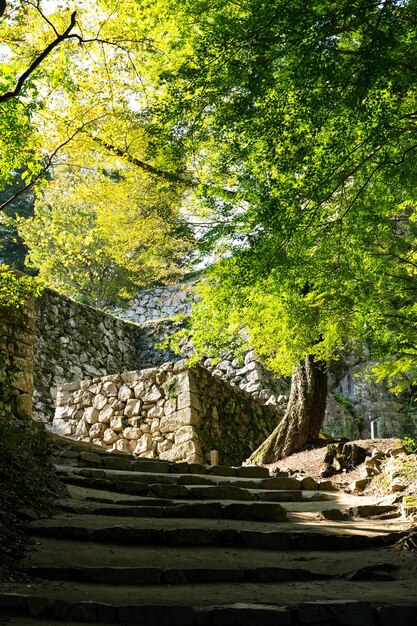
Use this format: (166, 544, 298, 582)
(248, 355, 327, 464)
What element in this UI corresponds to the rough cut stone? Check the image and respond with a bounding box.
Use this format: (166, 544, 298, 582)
(158, 439, 173, 454)
(121, 370, 141, 385)
(134, 433, 153, 454)
(75, 416, 89, 437)
(142, 385, 162, 402)
(84, 407, 99, 424)
(102, 380, 118, 396)
(351, 478, 371, 492)
(133, 381, 146, 398)
(321, 509, 350, 521)
(109, 415, 124, 432)
(123, 426, 142, 440)
(118, 384, 132, 401)
(92, 394, 107, 410)
(52, 419, 75, 436)
(174, 425, 196, 445)
(103, 428, 119, 444)
(98, 405, 114, 424)
(150, 418, 160, 432)
(124, 399, 141, 417)
(89, 422, 106, 438)
(112, 439, 133, 453)
(54, 405, 77, 420)
(56, 389, 71, 407)
(301, 476, 319, 490)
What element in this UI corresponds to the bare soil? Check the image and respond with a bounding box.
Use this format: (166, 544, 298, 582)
(266, 438, 404, 485)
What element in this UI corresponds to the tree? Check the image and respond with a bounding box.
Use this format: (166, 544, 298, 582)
(17, 165, 193, 308)
(0, 1, 195, 304)
(137, 0, 417, 459)
(2, 0, 417, 461)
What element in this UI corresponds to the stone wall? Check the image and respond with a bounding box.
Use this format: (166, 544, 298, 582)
(53, 362, 281, 465)
(0, 299, 34, 421)
(33, 289, 145, 423)
(116, 282, 197, 324)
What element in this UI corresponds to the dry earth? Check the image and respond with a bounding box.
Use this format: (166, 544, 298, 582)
(267, 437, 414, 487)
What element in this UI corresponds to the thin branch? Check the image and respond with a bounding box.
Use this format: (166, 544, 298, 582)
(0, 11, 77, 103)
(85, 133, 198, 187)
(0, 117, 105, 212)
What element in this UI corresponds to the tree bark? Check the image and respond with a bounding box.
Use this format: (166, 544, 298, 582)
(248, 355, 327, 464)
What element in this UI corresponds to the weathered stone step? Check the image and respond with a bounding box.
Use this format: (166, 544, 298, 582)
(1, 585, 417, 624)
(53, 446, 276, 479)
(4, 602, 417, 626)
(27, 515, 398, 550)
(58, 499, 287, 522)
(25, 564, 330, 584)
(58, 473, 306, 502)
(55, 465, 303, 491)
(25, 539, 409, 578)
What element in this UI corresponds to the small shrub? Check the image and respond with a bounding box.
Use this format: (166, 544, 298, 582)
(400, 436, 417, 455)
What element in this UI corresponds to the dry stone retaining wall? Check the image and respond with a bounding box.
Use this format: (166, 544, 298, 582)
(53, 362, 281, 465)
(33, 289, 147, 423)
(116, 282, 197, 324)
(0, 298, 35, 422)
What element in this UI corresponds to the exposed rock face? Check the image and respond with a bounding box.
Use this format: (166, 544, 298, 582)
(323, 394, 360, 440)
(334, 363, 413, 438)
(52, 363, 280, 465)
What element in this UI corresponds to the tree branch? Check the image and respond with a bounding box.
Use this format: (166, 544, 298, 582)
(0, 117, 105, 212)
(0, 11, 77, 103)
(86, 133, 198, 187)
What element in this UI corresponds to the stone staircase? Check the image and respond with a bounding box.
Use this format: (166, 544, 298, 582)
(1, 437, 416, 625)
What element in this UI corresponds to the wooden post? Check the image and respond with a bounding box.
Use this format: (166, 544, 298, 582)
(210, 450, 219, 466)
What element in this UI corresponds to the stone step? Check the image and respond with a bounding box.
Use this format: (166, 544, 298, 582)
(58, 499, 287, 522)
(1, 585, 416, 624)
(26, 515, 398, 550)
(24, 564, 330, 585)
(58, 473, 307, 502)
(24, 539, 409, 579)
(55, 465, 302, 491)
(3, 603, 417, 626)
(52, 448, 276, 479)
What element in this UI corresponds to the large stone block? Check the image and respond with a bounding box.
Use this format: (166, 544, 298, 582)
(124, 399, 142, 417)
(52, 419, 75, 436)
(103, 428, 119, 444)
(134, 433, 153, 454)
(174, 425, 196, 445)
(84, 406, 99, 424)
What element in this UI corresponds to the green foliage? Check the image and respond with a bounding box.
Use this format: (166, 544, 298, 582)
(0, 169, 36, 271)
(333, 392, 354, 415)
(400, 436, 417, 455)
(396, 456, 417, 481)
(0, 265, 42, 309)
(17, 168, 193, 309)
(2, 0, 417, 392)
(140, 0, 417, 386)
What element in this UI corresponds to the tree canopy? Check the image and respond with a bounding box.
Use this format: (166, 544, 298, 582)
(1, 0, 417, 392)
(141, 0, 417, 390)
(0, 0, 195, 306)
